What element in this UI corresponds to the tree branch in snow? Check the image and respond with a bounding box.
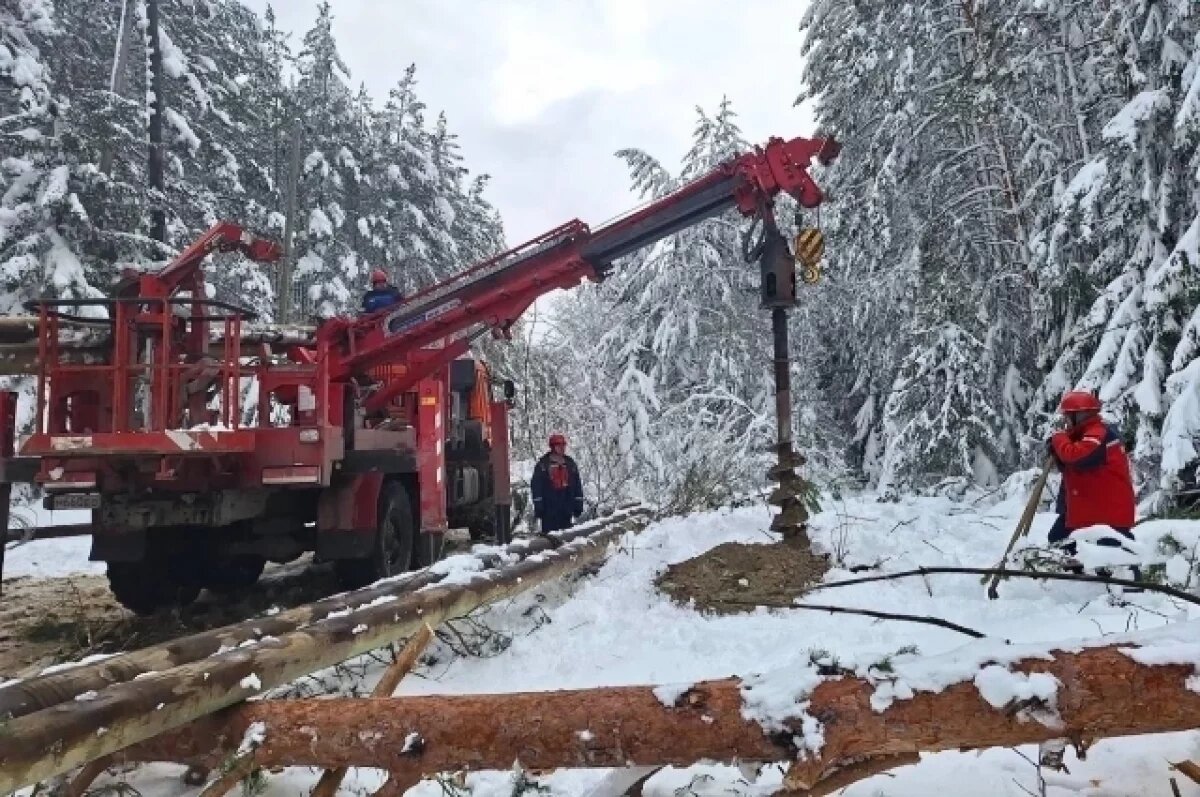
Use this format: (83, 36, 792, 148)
(722, 600, 988, 638)
(810, 567, 1200, 607)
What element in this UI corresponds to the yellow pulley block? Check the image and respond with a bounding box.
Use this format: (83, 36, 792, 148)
(794, 227, 825, 283)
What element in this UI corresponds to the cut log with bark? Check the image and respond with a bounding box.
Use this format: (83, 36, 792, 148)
(121, 643, 1200, 794)
(0, 508, 647, 722)
(0, 511, 651, 793)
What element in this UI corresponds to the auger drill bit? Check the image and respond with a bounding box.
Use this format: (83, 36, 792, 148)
(768, 307, 811, 546)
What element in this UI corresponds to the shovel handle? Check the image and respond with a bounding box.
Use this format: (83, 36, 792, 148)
(981, 457, 1054, 588)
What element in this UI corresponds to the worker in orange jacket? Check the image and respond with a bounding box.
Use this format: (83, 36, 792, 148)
(1046, 390, 1137, 564)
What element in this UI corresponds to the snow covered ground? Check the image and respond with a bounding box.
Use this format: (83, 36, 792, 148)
(55, 479, 1200, 795)
(4, 506, 100, 578)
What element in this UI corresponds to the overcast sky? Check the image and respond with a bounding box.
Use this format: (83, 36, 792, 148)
(241, 0, 816, 246)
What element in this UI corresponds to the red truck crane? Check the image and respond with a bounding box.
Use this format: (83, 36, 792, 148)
(0, 134, 839, 614)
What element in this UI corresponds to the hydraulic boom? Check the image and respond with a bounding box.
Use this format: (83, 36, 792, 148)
(313, 135, 841, 406)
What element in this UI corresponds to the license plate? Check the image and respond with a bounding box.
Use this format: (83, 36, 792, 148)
(46, 493, 101, 510)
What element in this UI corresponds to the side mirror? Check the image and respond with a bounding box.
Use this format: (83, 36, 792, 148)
(502, 379, 516, 401)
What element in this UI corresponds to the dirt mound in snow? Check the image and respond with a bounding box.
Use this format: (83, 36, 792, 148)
(656, 541, 829, 614)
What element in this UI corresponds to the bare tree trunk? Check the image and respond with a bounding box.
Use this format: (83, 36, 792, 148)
(146, 0, 166, 244)
(99, 0, 135, 176)
(1060, 14, 1092, 162)
(122, 645, 1200, 794)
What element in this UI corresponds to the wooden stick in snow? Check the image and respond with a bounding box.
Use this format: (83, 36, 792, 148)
(197, 751, 258, 797)
(984, 456, 1052, 598)
(61, 755, 112, 797)
(810, 566, 1200, 607)
(310, 623, 435, 797)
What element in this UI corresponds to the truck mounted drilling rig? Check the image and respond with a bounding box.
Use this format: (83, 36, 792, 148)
(0, 134, 839, 614)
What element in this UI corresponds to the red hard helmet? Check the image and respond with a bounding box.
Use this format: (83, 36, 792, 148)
(548, 433, 567, 448)
(370, 268, 388, 286)
(1059, 391, 1101, 413)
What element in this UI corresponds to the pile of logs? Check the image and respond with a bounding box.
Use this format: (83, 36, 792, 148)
(0, 508, 651, 794)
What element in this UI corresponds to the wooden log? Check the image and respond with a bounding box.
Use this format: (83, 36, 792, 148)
(61, 754, 112, 797)
(310, 623, 435, 797)
(197, 752, 258, 797)
(0, 508, 648, 722)
(0, 511, 651, 793)
(124, 644, 1200, 794)
(1172, 760, 1200, 785)
(372, 772, 421, 797)
(780, 753, 919, 796)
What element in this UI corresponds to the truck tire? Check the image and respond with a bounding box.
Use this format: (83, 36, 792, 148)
(107, 559, 201, 616)
(335, 480, 415, 589)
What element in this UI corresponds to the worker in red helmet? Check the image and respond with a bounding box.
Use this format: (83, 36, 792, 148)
(361, 268, 403, 314)
(1046, 390, 1137, 567)
(530, 433, 584, 536)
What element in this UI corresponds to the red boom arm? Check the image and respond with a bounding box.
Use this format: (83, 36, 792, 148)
(313, 134, 839, 409)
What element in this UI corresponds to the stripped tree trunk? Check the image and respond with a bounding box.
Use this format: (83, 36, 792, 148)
(0, 512, 650, 793)
(0, 512, 628, 721)
(121, 645, 1200, 794)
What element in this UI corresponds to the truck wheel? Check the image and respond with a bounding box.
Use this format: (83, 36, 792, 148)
(335, 481, 415, 588)
(204, 555, 267, 594)
(107, 559, 201, 616)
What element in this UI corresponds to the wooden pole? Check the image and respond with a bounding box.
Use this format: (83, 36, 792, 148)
(146, 0, 166, 244)
(0, 508, 645, 722)
(277, 118, 303, 324)
(984, 456, 1053, 598)
(0, 512, 650, 793)
(196, 752, 258, 797)
(309, 623, 435, 797)
(122, 644, 1200, 794)
(61, 755, 112, 797)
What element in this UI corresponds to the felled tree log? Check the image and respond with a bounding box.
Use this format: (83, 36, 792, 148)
(123, 645, 1200, 793)
(0, 508, 648, 722)
(0, 511, 651, 793)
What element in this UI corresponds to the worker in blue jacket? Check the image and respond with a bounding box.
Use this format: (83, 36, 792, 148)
(362, 268, 403, 314)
